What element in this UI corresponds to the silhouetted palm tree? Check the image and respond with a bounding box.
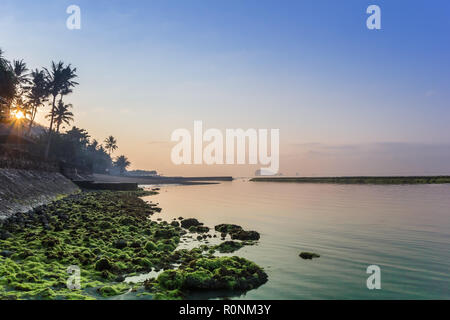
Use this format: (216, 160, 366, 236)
(114, 155, 130, 175)
(0, 50, 17, 118)
(46, 100, 74, 133)
(89, 139, 99, 151)
(104, 135, 118, 156)
(12, 60, 30, 89)
(25, 69, 48, 132)
(43, 61, 78, 157)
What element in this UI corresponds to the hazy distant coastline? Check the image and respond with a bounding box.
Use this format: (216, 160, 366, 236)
(250, 176, 450, 184)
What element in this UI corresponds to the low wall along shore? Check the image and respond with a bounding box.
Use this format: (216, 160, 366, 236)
(0, 168, 79, 220)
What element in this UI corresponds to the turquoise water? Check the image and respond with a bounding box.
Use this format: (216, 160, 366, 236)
(143, 181, 450, 299)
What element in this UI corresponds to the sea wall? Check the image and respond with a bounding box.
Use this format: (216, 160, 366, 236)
(0, 168, 79, 220)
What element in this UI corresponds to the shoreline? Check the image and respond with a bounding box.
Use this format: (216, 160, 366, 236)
(250, 176, 450, 184)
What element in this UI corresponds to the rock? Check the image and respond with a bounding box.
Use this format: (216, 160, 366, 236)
(214, 224, 243, 234)
(113, 239, 128, 249)
(0, 230, 12, 240)
(157, 256, 268, 292)
(0, 250, 14, 257)
(95, 258, 113, 271)
(189, 225, 210, 233)
(115, 275, 126, 282)
(170, 221, 180, 227)
(130, 241, 141, 248)
(215, 241, 243, 253)
(180, 218, 202, 229)
(196, 226, 210, 233)
(230, 230, 260, 241)
(299, 252, 320, 259)
(154, 228, 177, 239)
(144, 241, 157, 252)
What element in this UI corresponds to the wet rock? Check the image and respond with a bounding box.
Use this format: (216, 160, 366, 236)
(115, 275, 126, 282)
(215, 241, 243, 253)
(230, 230, 260, 241)
(130, 241, 141, 248)
(95, 258, 113, 271)
(0, 250, 14, 257)
(196, 226, 210, 233)
(156, 256, 268, 292)
(299, 252, 320, 259)
(113, 239, 128, 249)
(144, 241, 157, 252)
(215, 224, 243, 234)
(170, 221, 180, 227)
(0, 230, 12, 240)
(180, 218, 202, 229)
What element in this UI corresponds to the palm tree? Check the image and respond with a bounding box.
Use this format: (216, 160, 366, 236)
(25, 69, 48, 133)
(0, 50, 17, 119)
(88, 139, 99, 152)
(104, 135, 118, 156)
(46, 100, 74, 133)
(43, 61, 78, 158)
(114, 155, 130, 175)
(12, 60, 30, 91)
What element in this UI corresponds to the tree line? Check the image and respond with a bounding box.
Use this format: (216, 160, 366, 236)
(0, 48, 130, 174)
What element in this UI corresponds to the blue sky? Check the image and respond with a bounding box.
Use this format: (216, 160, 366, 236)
(1, 0, 449, 175)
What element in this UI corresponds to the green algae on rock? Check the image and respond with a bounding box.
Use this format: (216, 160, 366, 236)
(0, 190, 268, 300)
(0, 191, 176, 299)
(214, 224, 260, 241)
(213, 241, 244, 253)
(144, 256, 267, 299)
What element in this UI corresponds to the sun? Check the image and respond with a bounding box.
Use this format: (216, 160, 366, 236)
(14, 110, 25, 120)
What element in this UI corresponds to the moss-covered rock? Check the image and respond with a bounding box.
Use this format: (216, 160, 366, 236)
(97, 284, 130, 297)
(147, 256, 268, 296)
(0, 190, 267, 300)
(180, 218, 202, 229)
(299, 252, 320, 259)
(214, 241, 244, 253)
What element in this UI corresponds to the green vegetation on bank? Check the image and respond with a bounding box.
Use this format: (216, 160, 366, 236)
(0, 191, 267, 300)
(250, 176, 450, 185)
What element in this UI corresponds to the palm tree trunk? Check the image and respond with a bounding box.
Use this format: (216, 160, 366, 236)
(27, 106, 38, 135)
(44, 95, 57, 159)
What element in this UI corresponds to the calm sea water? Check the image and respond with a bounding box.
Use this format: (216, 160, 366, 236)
(142, 180, 450, 299)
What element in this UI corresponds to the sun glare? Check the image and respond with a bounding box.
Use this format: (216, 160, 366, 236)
(15, 111, 25, 119)
(13, 110, 25, 120)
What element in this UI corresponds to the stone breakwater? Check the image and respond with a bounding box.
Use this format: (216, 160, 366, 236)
(0, 169, 79, 220)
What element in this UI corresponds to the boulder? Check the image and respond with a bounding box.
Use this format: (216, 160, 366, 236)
(299, 252, 320, 259)
(180, 218, 202, 229)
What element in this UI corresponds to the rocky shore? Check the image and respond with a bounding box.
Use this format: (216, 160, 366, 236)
(0, 189, 267, 300)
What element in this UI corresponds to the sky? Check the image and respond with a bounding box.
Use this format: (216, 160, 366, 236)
(1, 0, 450, 176)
